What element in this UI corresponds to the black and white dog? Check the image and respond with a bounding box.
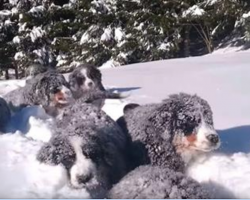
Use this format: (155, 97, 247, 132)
(68, 64, 107, 108)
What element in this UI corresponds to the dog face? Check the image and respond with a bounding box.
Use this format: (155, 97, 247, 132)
(31, 71, 73, 109)
(37, 131, 107, 196)
(68, 64, 104, 99)
(170, 94, 220, 157)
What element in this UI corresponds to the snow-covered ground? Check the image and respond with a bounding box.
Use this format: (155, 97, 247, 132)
(0, 50, 250, 198)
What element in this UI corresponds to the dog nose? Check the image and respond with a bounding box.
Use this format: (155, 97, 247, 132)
(54, 86, 74, 105)
(87, 82, 94, 87)
(206, 134, 219, 144)
(77, 173, 93, 184)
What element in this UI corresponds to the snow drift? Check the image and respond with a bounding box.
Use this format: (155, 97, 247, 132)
(0, 50, 250, 198)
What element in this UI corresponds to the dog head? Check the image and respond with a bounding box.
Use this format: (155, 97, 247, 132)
(68, 64, 105, 99)
(36, 129, 107, 197)
(151, 93, 220, 162)
(29, 71, 73, 111)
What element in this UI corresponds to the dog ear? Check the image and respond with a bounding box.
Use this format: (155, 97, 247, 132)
(123, 103, 140, 115)
(36, 142, 59, 165)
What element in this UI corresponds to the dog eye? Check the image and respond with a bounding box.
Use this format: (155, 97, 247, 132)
(50, 86, 61, 94)
(76, 77, 84, 86)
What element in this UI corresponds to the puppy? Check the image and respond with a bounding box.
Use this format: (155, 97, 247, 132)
(68, 64, 106, 108)
(117, 93, 220, 172)
(4, 70, 73, 117)
(37, 101, 131, 198)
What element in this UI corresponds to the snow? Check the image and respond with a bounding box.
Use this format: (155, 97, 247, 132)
(9, 0, 19, 6)
(114, 27, 124, 42)
(30, 27, 46, 42)
(0, 10, 12, 17)
(205, 0, 220, 6)
(0, 79, 25, 97)
(80, 32, 90, 45)
(28, 6, 45, 16)
(13, 36, 21, 44)
(100, 27, 112, 42)
(99, 59, 120, 69)
(14, 51, 25, 60)
(1, 50, 250, 198)
(11, 7, 18, 15)
(182, 5, 205, 18)
(158, 42, 171, 51)
(243, 11, 250, 19)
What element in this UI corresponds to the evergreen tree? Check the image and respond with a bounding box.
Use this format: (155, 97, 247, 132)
(0, 0, 250, 79)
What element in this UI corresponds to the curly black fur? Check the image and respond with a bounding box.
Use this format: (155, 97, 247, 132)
(108, 165, 210, 199)
(117, 93, 218, 172)
(37, 102, 131, 198)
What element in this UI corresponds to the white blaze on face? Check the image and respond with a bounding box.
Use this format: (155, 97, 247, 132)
(69, 136, 96, 189)
(195, 120, 220, 152)
(59, 85, 73, 104)
(80, 68, 95, 89)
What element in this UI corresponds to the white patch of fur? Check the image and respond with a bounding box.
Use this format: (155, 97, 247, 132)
(59, 85, 73, 104)
(80, 68, 95, 89)
(69, 136, 96, 189)
(195, 121, 220, 152)
(175, 120, 220, 164)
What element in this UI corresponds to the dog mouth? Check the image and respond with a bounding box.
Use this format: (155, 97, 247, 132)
(190, 140, 221, 152)
(183, 133, 221, 153)
(53, 91, 73, 108)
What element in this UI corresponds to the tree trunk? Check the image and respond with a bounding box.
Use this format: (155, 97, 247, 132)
(184, 25, 191, 57)
(5, 69, 9, 80)
(14, 64, 18, 79)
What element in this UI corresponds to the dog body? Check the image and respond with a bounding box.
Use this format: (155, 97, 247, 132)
(117, 93, 220, 172)
(108, 165, 210, 199)
(37, 102, 130, 198)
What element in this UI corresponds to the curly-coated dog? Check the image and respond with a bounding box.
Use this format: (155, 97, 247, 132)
(4, 70, 73, 115)
(68, 64, 106, 108)
(37, 100, 131, 198)
(0, 97, 11, 133)
(117, 93, 220, 172)
(108, 165, 210, 199)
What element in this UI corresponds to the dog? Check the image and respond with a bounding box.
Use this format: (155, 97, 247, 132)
(4, 70, 73, 117)
(117, 93, 220, 172)
(68, 64, 107, 108)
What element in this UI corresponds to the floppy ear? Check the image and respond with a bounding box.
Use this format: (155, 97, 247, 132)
(147, 98, 176, 138)
(89, 65, 102, 81)
(89, 65, 106, 91)
(123, 103, 140, 115)
(36, 142, 59, 165)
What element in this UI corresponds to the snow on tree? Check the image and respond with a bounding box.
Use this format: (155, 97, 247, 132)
(0, 0, 250, 79)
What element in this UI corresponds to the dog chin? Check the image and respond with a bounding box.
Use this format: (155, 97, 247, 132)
(193, 142, 220, 152)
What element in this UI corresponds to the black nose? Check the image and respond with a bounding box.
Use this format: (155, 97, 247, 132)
(88, 82, 93, 87)
(77, 173, 92, 184)
(206, 134, 219, 144)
